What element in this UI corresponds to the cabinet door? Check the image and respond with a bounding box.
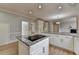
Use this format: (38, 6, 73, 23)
(62, 35, 73, 51)
(74, 37, 79, 54)
(51, 34, 73, 51)
(30, 47, 43, 55)
(43, 22, 48, 32)
(30, 38, 49, 55)
(53, 35, 62, 47)
(49, 35, 54, 45)
(42, 38, 49, 55)
(49, 34, 62, 47)
(37, 20, 44, 33)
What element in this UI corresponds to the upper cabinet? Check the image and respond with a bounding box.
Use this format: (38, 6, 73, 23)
(59, 17, 77, 33)
(36, 19, 49, 33)
(43, 21, 49, 33)
(48, 17, 77, 33)
(36, 19, 44, 33)
(49, 22, 54, 33)
(29, 22, 36, 35)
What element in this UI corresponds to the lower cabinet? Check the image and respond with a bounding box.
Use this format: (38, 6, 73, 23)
(18, 38, 49, 55)
(53, 35, 62, 47)
(61, 35, 73, 51)
(30, 38, 49, 55)
(50, 34, 61, 47)
(49, 34, 56, 45)
(50, 34, 74, 51)
(74, 37, 79, 54)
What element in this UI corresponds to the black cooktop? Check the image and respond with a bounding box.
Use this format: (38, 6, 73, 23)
(27, 34, 46, 41)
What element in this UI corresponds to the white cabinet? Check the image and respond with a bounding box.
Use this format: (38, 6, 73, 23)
(29, 22, 36, 34)
(43, 22, 48, 33)
(37, 20, 44, 33)
(50, 34, 62, 48)
(53, 35, 62, 47)
(36, 20, 49, 33)
(49, 34, 55, 45)
(74, 37, 79, 54)
(18, 38, 49, 55)
(30, 38, 49, 55)
(61, 35, 73, 51)
(49, 34, 73, 51)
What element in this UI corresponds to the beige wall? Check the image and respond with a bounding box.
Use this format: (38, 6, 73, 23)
(0, 11, 37, 43)
(0, 11, 21, 42)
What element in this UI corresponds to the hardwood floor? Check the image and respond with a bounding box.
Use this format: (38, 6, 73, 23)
(0, 42, 76, 55)
(49, 45, 76, 55)
(0, 42, 18, 55)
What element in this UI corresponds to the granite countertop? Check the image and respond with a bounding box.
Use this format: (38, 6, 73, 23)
(16, 35, 48, 46)
(52, 32, 79, 36)
(42, 32, 79, 37)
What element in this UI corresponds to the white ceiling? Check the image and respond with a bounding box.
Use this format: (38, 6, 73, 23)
(0, 3, 78, 21)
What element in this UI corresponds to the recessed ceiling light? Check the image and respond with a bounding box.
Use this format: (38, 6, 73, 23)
(58, 6, 62, 9)
(28, 10, 33, 14)
(38, 4, 43, 9)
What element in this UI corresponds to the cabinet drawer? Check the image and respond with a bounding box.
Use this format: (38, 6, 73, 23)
(61, 36, 73, 51)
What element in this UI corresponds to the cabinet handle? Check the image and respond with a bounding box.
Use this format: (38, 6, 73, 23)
(43, 47, 45, 53)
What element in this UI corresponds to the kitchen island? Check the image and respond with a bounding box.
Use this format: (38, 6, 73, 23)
(17, 34, 49, 55)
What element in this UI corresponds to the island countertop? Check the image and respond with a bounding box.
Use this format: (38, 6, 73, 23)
(16, 35, 48, 46)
